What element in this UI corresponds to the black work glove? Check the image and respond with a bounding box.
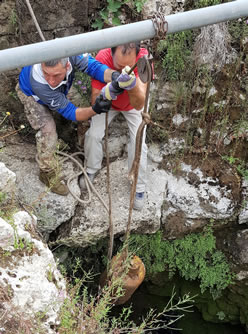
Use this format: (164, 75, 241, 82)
(111, 71, 124, 95)
(92, 94, 112, 114)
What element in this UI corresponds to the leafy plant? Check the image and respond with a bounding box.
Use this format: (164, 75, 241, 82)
(222, 155, 248, 180)
(73, 71, 92, 105)
(91, 0, 124, 29)
(231, 119, 248, 140)
(194, 0, 221, 9)
(132, 0, 147, 13)
(7, 219, 35, 253)
(91, 0, 147, 30)
(8, 91, 18, 100)
(157, 31, 193, 81)
(228, 17, 248, 50)
(9, 9, 17, 26)
(57, 256, 194, 333)
(130, 227, 234, 299)
(0, 191, 7, 204)
(217, 311, 226, 321)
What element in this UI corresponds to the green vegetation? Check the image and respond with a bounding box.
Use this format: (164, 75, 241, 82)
(0, 190, 17, 221)
(229, 18, 248, 46)
(73, 71, 92, 105)
(0, 110, 26, 141)
(0, 191, 7, 205)
(0, 111, 11, 127)
(91, 0, 123, 29)
(217, 311, 226, 321)
(7, 218, 35, 254)
(9, 9, 17, 27)
(0, 192, 35, 255)
(149, 15, 248, 165)
(57, 257, 194, 334)
(8, 91, 18, 100)
(91, 0, 147, 30)
(222, 155, 248, 180)
(194, 0, 221, 9)
(157, 31, 193, 81)
(130, 227, 234, 299)
(133, 0, 147, 13)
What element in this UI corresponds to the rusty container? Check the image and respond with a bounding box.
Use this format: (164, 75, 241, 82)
(100, 254, 145, 305)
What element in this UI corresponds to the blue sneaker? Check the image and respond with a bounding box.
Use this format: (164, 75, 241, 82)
(133, 192, 145, 211)
(79, 172, 96, 191)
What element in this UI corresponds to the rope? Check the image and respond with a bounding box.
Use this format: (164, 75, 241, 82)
(26, 0, 162, 264)
(24, 0, 46, 41)
(124, 56, 152, 244)
(105, 113, 114, 261)
(58, 151, 109, 212)
(24, 0, 110, 213)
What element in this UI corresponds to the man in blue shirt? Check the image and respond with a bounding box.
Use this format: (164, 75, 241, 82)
(16, 54, 115, 195)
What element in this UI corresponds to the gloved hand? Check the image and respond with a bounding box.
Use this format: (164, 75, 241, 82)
(101, 71, 124, 101)
(117, 65, 136, 90)
(92, 94, 112, 114)
(101, 82, 119, 101)
(111, 71, 123, 93)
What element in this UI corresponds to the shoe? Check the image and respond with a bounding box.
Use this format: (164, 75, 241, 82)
(79, 172, 96, 191)
(39, 170, 69, 196)
(133, 192, 145, 211)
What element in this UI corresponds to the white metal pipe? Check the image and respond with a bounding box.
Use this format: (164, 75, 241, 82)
(0, 0, 247, 72)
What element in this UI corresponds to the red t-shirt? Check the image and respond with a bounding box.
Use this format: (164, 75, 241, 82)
(91, 48, 148, 111)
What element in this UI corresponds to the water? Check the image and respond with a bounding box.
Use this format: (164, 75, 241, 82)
(124, 288, 246, 334)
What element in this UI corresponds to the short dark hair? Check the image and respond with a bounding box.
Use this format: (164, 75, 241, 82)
(111, 42, 140, 56)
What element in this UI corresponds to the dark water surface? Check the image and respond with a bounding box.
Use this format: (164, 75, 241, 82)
(122, 288, 246, 334)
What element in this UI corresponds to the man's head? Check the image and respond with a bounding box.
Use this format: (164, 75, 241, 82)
(41, 57, 70, 88)
(111, 43, 140, 71)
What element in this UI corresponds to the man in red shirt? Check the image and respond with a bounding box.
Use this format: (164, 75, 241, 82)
(82, 43, 148, 210)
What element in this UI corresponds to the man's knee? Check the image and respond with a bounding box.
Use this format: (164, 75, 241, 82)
(85, 127, 104, 143)
(36, 129, 57, 151)
(41, 117, 56, 136)
(28, 103, 56, 133)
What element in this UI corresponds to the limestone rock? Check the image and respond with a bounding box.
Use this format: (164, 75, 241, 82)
(172, 114, 189, 126)
(0, 142, 80, 233)
(239, 179, 248, 225)
(0, 216, 15, 251)
(162, 162, 237, 239)
(0, 161, 16, 195)
(55, 158, 167, 247)
(235, 229, 248, 265)
(148, 143, 164, 164)
(0, 211, 66, 334)
(142, 0, 175, 19)
(160, 137, 185, 156)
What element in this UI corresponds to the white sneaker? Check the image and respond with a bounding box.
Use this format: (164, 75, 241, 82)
(79, 173, 96, 191)
(133, 192, 145, 211)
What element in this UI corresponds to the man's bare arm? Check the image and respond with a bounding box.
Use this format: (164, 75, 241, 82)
(127, 77, 147, 110)
(75, 107, 96, 121)
(103, 69, 116, 83)
(91, 87, 101, 105)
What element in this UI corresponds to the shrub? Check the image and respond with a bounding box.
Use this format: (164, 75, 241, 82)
(130, 227, 234, 299)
